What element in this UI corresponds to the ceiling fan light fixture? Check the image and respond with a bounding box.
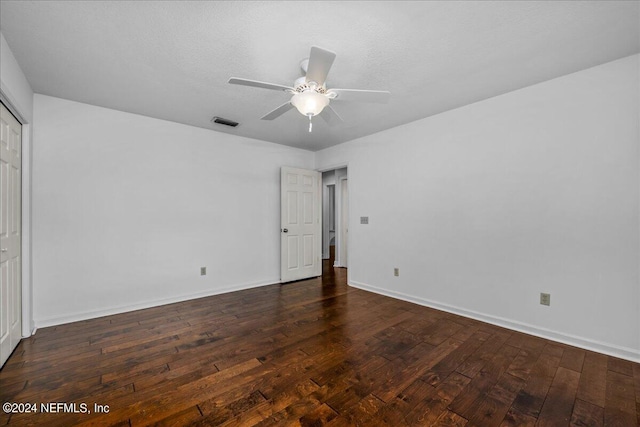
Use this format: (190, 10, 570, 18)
(291, 90, 329, 117)
(228, 46, 390, 128)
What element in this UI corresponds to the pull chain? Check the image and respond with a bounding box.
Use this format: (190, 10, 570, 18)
(308, 114, 313, 133)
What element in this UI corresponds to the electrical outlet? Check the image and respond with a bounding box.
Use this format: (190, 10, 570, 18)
(540, 293, 550, 306)
(200, 267, 207, 276)
(394, 268, 399, 277)
(360, 216, 369, 224)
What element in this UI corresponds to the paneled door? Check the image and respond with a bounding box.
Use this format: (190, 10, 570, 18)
(281, 167, 321, 282)
(0, 102, 22, 367)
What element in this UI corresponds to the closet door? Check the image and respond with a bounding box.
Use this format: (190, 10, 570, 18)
(0, 102, 22, 367)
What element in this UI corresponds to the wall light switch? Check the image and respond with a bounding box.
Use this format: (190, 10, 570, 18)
(201, 267, 207, 276)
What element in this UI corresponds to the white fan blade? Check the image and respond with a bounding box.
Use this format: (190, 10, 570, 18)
(305, 46, 336, 86)
(228, 78, 293, 92)
(329, 89, 391, 103)
(261, 102, 294, 120)
(320, 105, 343, 126)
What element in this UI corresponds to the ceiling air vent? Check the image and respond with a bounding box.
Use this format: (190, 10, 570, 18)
(211, 116, 239, 127)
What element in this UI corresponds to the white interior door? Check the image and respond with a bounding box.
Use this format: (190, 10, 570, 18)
(0, 102, 22, 367)
(281, 167, 321, 282)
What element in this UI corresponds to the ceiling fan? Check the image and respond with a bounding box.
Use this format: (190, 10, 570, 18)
(228, 46, 390, 132)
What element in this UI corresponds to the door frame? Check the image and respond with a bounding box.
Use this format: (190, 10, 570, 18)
(338, 177, 348, 268)
(0, 89, 32, 338)
(321, 184, 335, 260)
(318, 163, 349, 270)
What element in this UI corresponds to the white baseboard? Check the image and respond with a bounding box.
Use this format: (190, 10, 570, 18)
(348, 280, 640, 363)
(34, 278, 280, 329)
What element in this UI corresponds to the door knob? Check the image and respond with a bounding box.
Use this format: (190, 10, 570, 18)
(282, 229, 288, 233)
(1, 248, 7, 252)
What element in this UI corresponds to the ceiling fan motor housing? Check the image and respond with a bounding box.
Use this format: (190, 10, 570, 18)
(293, 76, 327, 93)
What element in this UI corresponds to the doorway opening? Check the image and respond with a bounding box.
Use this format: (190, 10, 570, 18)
(321, 167, 348, 273)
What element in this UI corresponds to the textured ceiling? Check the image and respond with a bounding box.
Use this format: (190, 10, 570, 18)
(1, 1, 638, 151)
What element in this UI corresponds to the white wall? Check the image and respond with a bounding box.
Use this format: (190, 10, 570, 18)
(0, 33, 33, 123)
(1, 31, 34, 336)
(316, 54, 640, 361)
(32, 95, 314, 327)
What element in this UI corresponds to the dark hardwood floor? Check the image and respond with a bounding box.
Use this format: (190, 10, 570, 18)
(1, 254, 638, 426)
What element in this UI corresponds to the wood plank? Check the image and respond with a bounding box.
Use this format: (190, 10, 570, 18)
(299, 403, 338, 426)
(604, 370, 638, 426)
(368, 402, 409, 427)
(373, 326, 422, 361)
(498, 408, 536, 427)
(155, 406, 203, 426)
(505, 332, 545, 352)
(434, 410, 468, 426)
(455, 332, 512, 379)
(448, 344, 520, 419)
(196, 390, 266, 425)
(608, 356, 634, 377)
(506, 346, 544, 382)
(509, 347, 562, 418)
(576, 352, 608, 407)
(395, 377, 437, 411)
(535, 366, 580, 427)
(559, 346, 586, 373)
(369, 337, 463, 403)
(420, 319, 466, 346)
(325, 393, 385, 427)
(405, 372, 471, 426)
(218, 379, 321, 427)
(463, 373, 524, 427)
(570, 398, 603, 427)
(420, 331, 490, 388)
(634, 362, 640, 424)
